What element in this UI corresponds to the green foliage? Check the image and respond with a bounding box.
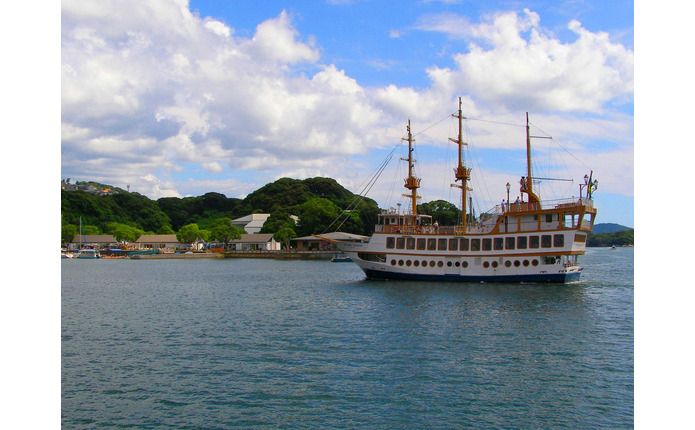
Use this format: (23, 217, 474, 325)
(209, 218, 242, 247)
(83, 225, 100, 235)
(296, 198, 342, 236)
(61, 176, 381, 239)
(106, 222, 144, 242)
(259, 210, 296, 234)
(273, 228, 297, 250)
(418, 200, 461, 226)
(587, 229, 634, 247)
(62, 224, 78, 245)
(176, 223, 203, 244)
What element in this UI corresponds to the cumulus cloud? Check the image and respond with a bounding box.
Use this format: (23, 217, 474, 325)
(415, 9, 634, 112)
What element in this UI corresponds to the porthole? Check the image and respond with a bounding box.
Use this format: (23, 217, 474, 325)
(492, 261, 498, 268)
(437, 261, 443, 268)
(422, 260, 427, 267)
(483, 261, 490, 268)
(462, 261, 469, 268)
(532, 260, 539, 266)
(398, 260, 404, 266)
(505, 260, 512, 268)
(391, 259, 396, 266)
(406, 260, 412, 266)
(414, 260, 420, 267)
(514, 260, 521, 267)
(447, 261, 452, 267)
(429, 261, 435, 267)
(455, 262, 460, 267)
(523, 260, 529, 267)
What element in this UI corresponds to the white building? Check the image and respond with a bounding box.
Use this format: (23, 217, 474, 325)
(231, 214, 271, 234)
(228, 234, 280, 251)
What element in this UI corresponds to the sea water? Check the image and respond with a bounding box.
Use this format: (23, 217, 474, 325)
(62, 247, 633, 429)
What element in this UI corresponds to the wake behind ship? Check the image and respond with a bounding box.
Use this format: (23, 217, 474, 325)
(330, 99, 598, 283)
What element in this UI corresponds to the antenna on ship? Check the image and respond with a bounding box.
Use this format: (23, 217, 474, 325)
(401, 120, 421, 216)
(450, 97, 472, 234)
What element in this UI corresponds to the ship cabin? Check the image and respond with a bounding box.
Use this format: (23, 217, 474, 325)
(374, 212, 433, 234)
(372, 196, 596, 239)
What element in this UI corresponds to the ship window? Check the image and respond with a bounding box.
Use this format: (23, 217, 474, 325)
(414, 260, 420, 267)
(494, 238, 503, 250)
(398, 259, 404, 266)
(396, 237, 405, 249)
(462, 261, 469, 268)
(460, 238, 469, 251)
(492, 261, 498, 268)
(542, 256, 557, 265)
(554, 234, 564, 247)
(438, 238, 447, 250)
(422, 260, 427, 267)
(506, 237, 515, 250)
(447, 261, 452, 267)
(574, 234, 587, 243)
(449, 239, 458, 251)
(546, 214, 554, 223)
(483, 261, 490, 268)
(429, 261, 435, 267)
(437, 261, 443, 267)
(390, 259, 396, 266)
(406, 237, 415, 250)
(532, 259, 539, 266)
(386, 237, 395, 249)
(523, 260, 530, 267)
(563, 214, 576, 229)
(517, 236, 527, 249)
(541, 235, 552, 248)
(482, 238, 492, 251)
(417, 238, 426, 250)
(471, 239, 480, 251)
(406, 260, 412, 266)
(514, 260, 520, 267)
(359, 253, 386, 262)
(529, 236, 540, 248)
(505, 260, 512, 267)
(427, 238, 437, 250)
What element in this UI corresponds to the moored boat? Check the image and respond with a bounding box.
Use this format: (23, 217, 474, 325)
(331, 99, 598, 283)
(75, 249, 101, 259)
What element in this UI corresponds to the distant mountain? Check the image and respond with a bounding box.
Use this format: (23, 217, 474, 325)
(593, 223, 631, 234)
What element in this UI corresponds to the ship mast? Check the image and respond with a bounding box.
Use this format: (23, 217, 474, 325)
(401, 120, 420, 216)
(522, 112, 541, 206)
(450, 97, 471, 233)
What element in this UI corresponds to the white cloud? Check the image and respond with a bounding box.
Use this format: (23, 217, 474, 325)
(415, 9, 634, 113)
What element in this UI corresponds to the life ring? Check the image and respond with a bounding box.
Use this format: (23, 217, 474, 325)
(415, 226, 421, 233)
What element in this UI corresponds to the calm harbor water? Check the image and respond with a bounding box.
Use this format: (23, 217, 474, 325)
(62, 247, 633, 429)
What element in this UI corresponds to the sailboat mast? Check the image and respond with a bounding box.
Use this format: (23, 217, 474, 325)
(450, 97, 471, 232)
(402, 120, 420, 215)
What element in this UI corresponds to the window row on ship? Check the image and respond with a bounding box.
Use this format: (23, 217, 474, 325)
(384, 233, 584, 252)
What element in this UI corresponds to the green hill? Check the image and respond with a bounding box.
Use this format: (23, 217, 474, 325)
(61, 177, 380, 243)
(592, 223, 632, 234)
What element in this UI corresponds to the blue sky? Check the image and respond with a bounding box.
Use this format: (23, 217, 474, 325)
(60, 0, 634, 226)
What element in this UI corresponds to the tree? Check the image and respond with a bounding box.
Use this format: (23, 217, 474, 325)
(274, 227, 296, 250)
(176, 223, 203, 244)
(106, 222, 144, 242)
(62, 224, 78, 245)
(209, 217, 243, 250)
(84, 225, 100, 235)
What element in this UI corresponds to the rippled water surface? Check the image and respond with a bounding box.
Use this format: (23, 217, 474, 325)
(62, 248, 633, 429)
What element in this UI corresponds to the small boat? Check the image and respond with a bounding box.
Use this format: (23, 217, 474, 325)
(331, 253, 353, 263)
(610, 245, 617, 250)
(328, 98, 598, 284)
(75, 249, 101, 259)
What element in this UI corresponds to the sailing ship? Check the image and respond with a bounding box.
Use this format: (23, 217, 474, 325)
(332, 99, 597, 283)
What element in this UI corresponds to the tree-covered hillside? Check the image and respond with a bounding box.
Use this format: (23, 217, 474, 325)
(61, 177, 380, 243)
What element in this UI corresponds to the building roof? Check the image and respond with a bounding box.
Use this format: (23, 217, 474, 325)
(292, 232, 369, 242)
(230, 233, 276, 243)
(231, 213, 270, 228)
(134, 234, 181, 243)
(70, 234, 117, 244)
